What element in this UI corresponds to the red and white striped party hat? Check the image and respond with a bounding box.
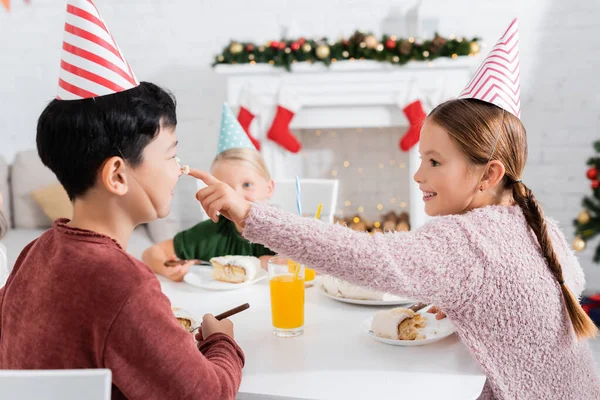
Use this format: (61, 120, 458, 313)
(459, 18, 520, 118)
(57, 0, 139, 100)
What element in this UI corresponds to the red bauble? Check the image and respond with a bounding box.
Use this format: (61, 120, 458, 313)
(278, 42, 287, 50)
(385, 38, 396, 49)
(270, 41, 280, 49)
(587, 167, 598, 180)
(245, 44, 255, 52)
(291, 42, 300, 51)
(343, 40, 350, 47)
(298, 37, 306, 45)
(592, 180, 600, 190)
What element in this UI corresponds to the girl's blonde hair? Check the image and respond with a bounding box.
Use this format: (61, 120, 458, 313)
(212, 148, 271, 181)
(429, 98, 598, 340)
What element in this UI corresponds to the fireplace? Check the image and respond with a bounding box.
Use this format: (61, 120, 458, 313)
(215, 58, 478, 230)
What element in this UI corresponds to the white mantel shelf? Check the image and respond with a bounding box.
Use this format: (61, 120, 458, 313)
(214, 57, 479, 230)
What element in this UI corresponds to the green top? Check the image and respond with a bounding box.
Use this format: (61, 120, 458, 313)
(173, 216, 275, 261)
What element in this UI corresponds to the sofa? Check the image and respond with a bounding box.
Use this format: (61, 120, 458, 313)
(0, 150, 176, 273)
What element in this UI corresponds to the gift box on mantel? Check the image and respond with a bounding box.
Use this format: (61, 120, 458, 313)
(581, 294, 600, 326)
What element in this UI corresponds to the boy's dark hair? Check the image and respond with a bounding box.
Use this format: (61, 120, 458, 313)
(37, 82, 177, 200)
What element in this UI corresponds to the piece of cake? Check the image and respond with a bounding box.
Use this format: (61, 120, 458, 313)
(321, 275, 403, 302)
(210, 256, 260, 283)
(371, 307, 427, 340)
(172, 308, 196, 334)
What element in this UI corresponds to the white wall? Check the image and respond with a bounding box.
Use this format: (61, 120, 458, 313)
(2, 0, 600, 288)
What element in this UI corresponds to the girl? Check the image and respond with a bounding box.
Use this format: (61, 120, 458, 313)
(143, 107, 276, 282)
(191, 20, 600, 399)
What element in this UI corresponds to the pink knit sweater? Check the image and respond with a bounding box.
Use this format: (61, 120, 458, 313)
(243, 203, 600, 399)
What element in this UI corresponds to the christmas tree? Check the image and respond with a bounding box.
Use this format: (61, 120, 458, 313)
(573, 140, 600, 261)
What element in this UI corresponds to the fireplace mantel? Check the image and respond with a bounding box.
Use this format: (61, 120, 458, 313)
(214, 57, 479, 229)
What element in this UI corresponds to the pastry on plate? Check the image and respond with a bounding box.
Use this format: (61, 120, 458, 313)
(172, 308, 196, 334)
(321, 275, 403, 302)
(371, 307, 427, 340)
(210, 256, 260, 284)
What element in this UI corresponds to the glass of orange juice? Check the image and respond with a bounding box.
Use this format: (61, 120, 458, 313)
(269, 256, 305, 337)
(304, 267, 316, 287)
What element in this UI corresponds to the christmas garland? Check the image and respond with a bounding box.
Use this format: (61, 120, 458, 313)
(212, 31, 480, 71)
(573, 140, 600, 261)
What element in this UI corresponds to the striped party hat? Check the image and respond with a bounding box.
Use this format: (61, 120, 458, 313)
(459, 18, 520, 118)
(57, 0, 139, 100)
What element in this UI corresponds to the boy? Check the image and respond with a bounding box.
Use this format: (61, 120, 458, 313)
(0, 1, 244, 399)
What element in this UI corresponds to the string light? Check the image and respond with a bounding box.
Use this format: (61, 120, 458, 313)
(330, 131, 337, 137)
(377, 204, 383, 211)
(315, 130, 322, 136)
(353, 217, 360, 223)
(344, 161, 350, 167)
(399, 162, 406, 169)
(452, 53, 458, 59)
(358, 206, 364, 213)
(400, 201, 407, 208)
(345, 200, 351, 207)
(374, 221, 381, 228)
(389, 160, 396, 166)
(409, 37, 415, 43)
(390, 198, 397, 204)
(331, 170, 338, 177)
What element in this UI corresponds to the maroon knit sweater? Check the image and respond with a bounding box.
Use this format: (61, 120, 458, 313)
(0, 219, 244, 399)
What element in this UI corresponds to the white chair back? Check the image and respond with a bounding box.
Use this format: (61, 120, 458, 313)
(270, 179, 339, 223)
(0, 243, 7, 287)
(196, 179, 339, 223)
(0, 369, 112, 400)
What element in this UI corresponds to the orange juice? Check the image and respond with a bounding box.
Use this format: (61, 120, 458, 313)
(304, 267, 316, 282)
(270, 275, 305, 329)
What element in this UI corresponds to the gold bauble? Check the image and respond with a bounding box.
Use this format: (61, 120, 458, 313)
(572, 236, 586, 252)
(577, 209, 591, 224)
(316, 44, 331, 59)
(216, 55, 224, 62)
(365, 35, 378, 49)
(470, 41, 480, 55)
(229, 42, 243, 55)
(302, 43, 312, 53)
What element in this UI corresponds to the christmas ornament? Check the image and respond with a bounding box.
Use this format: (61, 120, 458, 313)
(573, 236, 586, 252)
(578, 210, 591, 225)
(365, 35, 378, 49)
(302, 43, 312, 53)
(316, 44, 330, 59)
(587, 167, 598, 180)
(470, 41, 480, 54)
(291, 42, 300, 51)
(592, 180, 600, 190)
(229, 42, 243, 54)
(399, 40, 412, 55)
(385, 38, 396, 49)
(245, 44, 255, 52)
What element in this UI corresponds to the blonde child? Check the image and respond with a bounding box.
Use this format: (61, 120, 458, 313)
(143, 105, 276, 281)
(191, 20, 600, 399)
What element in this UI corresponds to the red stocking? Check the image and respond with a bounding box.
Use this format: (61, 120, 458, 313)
(236, 91, 262, 150)
(399, 100, 426, 152)
(266, 90, 302, 153)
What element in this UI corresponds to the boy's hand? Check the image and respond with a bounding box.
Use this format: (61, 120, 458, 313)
(188, 169, 252, 226)
(195, 314, 235, 344)
(162, 256, 193, 282)
(427, 305, 447, 320)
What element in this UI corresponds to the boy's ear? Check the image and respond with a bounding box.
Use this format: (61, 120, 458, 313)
(266, 179, 275, 199)
(100, 156, 129, 196)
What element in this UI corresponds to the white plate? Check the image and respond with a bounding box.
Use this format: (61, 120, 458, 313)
(184, 265, 267, 291)
(361, 307, 455, 346)
(319, 285, 415, 306)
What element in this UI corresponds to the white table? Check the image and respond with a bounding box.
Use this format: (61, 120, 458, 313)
(159, 275, 486, 400)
